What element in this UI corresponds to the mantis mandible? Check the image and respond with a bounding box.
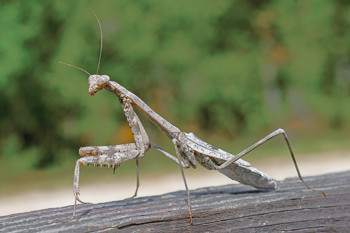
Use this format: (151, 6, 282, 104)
(61, 9, 326, 224)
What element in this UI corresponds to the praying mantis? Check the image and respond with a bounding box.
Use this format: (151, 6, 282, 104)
(61, 9, 326, 224)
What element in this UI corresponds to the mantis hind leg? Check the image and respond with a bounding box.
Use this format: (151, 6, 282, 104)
(215, 128, 327, 196)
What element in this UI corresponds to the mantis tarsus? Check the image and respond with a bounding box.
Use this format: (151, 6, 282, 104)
(61, 9, 326, 225)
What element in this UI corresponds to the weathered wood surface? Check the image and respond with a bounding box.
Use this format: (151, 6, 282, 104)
(1, 171, 349, 232)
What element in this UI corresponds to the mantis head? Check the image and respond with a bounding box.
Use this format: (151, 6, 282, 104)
(88, 75, 110, 95)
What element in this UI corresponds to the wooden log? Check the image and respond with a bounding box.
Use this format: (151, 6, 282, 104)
(1, 171, 349, 232)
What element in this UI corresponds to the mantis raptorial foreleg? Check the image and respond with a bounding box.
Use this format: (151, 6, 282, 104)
(71, 94, 152, 218)
(119, 96, 151, 199)
(71, 143, 142, 222)
(121, 96, 150, 158)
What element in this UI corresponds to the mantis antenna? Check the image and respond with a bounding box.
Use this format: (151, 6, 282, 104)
(89, 8, 103, 75)
(58, 61, 91, 76)
(59, 8, 103, 76)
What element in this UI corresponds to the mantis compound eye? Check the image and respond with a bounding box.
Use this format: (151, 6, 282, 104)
(88, 75, 110, 95)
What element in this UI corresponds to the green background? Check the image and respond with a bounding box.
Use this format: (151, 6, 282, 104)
(0, 0, 349, 196)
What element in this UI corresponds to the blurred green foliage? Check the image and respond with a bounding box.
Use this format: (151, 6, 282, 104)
(0, 0, 350, 170)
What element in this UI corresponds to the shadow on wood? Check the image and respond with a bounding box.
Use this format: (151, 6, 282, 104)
(0, 171, 349, 232)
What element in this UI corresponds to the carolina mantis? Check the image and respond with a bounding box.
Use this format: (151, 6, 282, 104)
(61, 9, 326, 224)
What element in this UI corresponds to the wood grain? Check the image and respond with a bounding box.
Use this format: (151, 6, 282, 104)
(1, 171, 349, 232)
